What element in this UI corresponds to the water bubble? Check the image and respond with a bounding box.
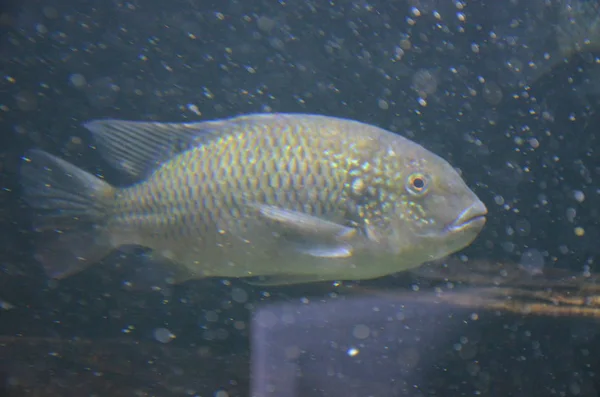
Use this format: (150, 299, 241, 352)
(483, 81, 503, 105)
(515, 219, 531, 236)
(501, 241, 515, 253)
(559, 245, 569, 255)
(569, 382, 581, 396)
(529, 138, 540, 149)
(234, 320, 246, 330)
(214, 390, 229, 397)
(254, 310, 278, 328)
(459, 343, 478, 360)
(412, 69, 438, 96)
(15, 91, 37, 111)
(69, 73, 86, 88)
(566, 207, 577, 223)
(231, 287, 248, 303)
(520, 249, 544, 275)
(153, 327, 175, 343)
(216, 328, 229, 340)
(347, 347, 360, 356)
(466, 361, 480, 375)
(269, 37, 285, 50)
(257, 16, 276, 32)
(86, 77, 119, 108)
(284, 345, 301, 359)
(205, 310, 218, 322)
(43, 6, 59, 19)
(352, 324, 370, 339)
(36, 24, 48, 34)
(573, 190, 585, 203)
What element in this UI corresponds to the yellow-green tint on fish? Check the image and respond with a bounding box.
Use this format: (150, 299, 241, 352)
(20, 113, 487, 286)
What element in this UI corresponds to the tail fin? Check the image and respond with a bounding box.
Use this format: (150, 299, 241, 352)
(20, 149, 117, 279)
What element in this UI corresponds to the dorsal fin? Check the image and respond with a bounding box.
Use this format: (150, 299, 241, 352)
(83, 120, 217, 181)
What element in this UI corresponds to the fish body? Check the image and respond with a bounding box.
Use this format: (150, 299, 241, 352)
(556, 0, 600, 58)
(526, 0, 600, 86)
(20, 113, 487, 286)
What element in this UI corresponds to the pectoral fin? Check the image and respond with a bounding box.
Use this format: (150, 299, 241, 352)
(252, 204, 357, 258)
(253, 204, 356, 240)
(292, 243, 353, 258)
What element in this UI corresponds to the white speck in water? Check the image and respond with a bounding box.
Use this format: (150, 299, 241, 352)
(187, 103, 201, 115)
(347, 347, 359, 357)
(0, 300, 14, 310)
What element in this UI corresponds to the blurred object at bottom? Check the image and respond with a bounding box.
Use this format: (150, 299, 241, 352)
(3, 259, 600, 396)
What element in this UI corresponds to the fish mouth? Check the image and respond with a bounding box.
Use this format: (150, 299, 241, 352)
(448, 201, 488, 233)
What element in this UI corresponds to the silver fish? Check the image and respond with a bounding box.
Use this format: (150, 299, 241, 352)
(20, 113, 487, 286)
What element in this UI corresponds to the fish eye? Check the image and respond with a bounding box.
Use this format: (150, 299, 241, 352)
(406, 172, 428, 195)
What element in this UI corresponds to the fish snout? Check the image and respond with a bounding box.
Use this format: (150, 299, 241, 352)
(449, 200, 487, 232)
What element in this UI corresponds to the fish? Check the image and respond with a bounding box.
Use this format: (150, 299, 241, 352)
(19, 113, 487, 286)
(524, 0, 600, 86)
(556, 0, 600, 59)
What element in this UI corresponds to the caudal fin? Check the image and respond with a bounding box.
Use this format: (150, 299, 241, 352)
(20, 149, 117, 279)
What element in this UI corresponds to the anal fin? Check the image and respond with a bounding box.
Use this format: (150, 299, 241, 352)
(116, 249, 196, 291)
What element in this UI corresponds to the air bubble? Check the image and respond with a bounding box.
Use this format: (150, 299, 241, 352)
(153, 328, 175, 343)
(520, 249, 544, 275)
(231, 287, 248, 303)
(573, 190, 585, 203)
(482, 81, 503, 105)
(352, 324, 371, 339)
(69, 73, 86, 88)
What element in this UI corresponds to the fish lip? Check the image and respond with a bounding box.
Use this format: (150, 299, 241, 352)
(448, 201, 488, 232)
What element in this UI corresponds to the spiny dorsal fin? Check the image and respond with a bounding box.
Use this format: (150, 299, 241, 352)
(83, 120, 218, 181)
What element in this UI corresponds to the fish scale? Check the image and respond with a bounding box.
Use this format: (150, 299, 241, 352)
(20, 113, 487, 285)
(110, 119, 351, 261)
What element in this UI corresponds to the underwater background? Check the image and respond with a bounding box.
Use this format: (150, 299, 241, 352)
(2, 0, 600, 395)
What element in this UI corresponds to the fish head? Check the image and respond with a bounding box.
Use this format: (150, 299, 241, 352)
(351, 138, 487, 269)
